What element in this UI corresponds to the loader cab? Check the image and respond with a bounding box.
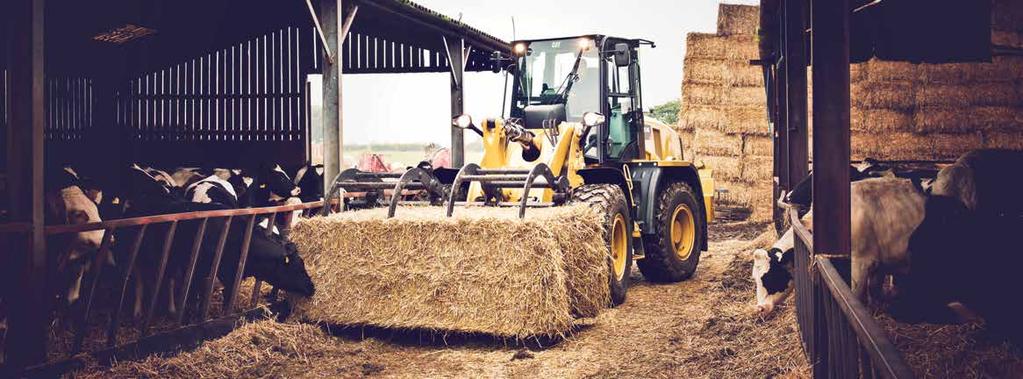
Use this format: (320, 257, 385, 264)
(508, 35, 648, 165)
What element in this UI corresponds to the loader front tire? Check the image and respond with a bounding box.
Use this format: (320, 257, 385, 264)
(638, 182, 704, 283)
(571, 184, 632, 306)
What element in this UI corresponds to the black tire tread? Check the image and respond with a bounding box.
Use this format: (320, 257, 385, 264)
(638, 181, 704, 283)
(570, 184, 632, 306)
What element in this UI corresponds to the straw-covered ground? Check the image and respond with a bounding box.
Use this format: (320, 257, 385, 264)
(74, 218, 810, 378)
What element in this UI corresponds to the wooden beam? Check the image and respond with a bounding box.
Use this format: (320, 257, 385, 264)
(321, 0, 342, 196)
(811, 0, 852, 256)
(784, 0, 809, 190)
(4, 0, 48, 368)
(445, 37, 465, 167)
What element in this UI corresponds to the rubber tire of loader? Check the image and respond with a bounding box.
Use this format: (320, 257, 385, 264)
(570, 184, 633, 306)
(637, 182, 705, 283)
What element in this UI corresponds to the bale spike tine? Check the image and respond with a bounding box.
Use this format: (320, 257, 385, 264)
(200, 215, 233, 322)
(447, 164, 479, 217)
(387, 167, 434, 218)
(72, 227, 115, 354)
(108, 224, 148, 348)
(176, 218, 208, 326)
(141, 221, 178, 337)
(518, 164, 548, 219)
(225, 215, 257, 314)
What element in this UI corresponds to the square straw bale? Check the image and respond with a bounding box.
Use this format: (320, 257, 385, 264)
(289, 206, 609, 339)
(851, 108, 914, 133)
(684, 58, 764, 87)
(742, 135, 773, 157)
(693, 128, 743, 157)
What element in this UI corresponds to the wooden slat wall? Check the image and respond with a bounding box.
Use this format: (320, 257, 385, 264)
(120, 27, 309, 143)
(44, 76, 93, 142)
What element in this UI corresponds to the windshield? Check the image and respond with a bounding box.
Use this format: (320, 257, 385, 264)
(513, 38, 600, 121)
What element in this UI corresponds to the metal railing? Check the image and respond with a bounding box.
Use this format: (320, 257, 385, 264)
(1, 200, 326, 375)
(788, 208, 914, 379)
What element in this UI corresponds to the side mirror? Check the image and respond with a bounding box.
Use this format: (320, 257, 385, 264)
(613, 43, 631, 67)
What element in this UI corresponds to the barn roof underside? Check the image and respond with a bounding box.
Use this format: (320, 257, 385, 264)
(3, 0, 510, 77)
(759, 0, 996, 64)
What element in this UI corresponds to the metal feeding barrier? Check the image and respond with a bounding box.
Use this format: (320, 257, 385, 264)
(0, 200, 325, 376)
(788, 208, 914, 379)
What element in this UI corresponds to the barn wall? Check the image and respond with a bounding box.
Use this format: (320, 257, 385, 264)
(679, 2, 1023, 222)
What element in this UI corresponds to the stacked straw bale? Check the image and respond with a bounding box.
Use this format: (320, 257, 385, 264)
(289, 205, 609, 339)
(679, 2, 1023, 221)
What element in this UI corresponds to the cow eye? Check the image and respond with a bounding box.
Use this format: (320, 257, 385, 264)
(67, 210, 89, 224)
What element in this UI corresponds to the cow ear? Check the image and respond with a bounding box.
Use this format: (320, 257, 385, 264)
(778, 250, 794, 265)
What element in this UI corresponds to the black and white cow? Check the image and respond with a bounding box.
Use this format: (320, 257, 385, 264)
(186, 174, 243, 209)
(293, 163, 324, 203)
(754, 177, 927, 315)
(44, 166, 106, 304)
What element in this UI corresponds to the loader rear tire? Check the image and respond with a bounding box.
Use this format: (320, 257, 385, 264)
(638, 182, 704, 283)
(570, 184, 632, 306)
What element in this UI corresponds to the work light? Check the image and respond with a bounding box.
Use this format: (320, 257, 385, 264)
(582, 112, 606, 127)
(452, 114, 474, 129)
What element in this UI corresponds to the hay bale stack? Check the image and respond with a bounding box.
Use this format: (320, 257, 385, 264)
(717, 4, 759, 36)
(680, 2, 1023, 221)
(289, 206, 609, 339)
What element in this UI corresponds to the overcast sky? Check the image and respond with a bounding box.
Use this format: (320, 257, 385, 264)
(341, 0, 758, 146)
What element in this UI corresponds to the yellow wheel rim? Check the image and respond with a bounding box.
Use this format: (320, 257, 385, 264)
(671, 204, 696, 261)
(611, 214, 628, 281)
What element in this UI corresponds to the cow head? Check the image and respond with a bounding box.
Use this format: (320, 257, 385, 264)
(248, 240, 315, 297)
(293, 163, 324, 202)
(46, 167, 105, 303)
(752, 247, 794, 316)
(265, 164, 301, 200)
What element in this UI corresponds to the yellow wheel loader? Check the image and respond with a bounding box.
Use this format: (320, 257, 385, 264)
(324, 35, 714, 305)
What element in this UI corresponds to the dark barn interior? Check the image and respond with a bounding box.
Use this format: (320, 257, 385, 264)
(0, 0, 508, 373)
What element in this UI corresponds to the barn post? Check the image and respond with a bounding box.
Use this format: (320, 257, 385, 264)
(4, 0, 48, 368)
(784, 0, 809, 189)
(811, 0, 851, 256)
(772, 1, 790, 233)
(446, 37, 466, 168)
(321, 0, 342, 197)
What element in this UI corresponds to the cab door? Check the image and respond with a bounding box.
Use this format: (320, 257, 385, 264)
(603, 40, 645, 162)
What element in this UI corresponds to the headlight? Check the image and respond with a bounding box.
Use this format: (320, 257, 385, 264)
(582, 112, 606, 127)
(452, 114, 473, 129)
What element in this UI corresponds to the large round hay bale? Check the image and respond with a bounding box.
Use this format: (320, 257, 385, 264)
(290, 206, 609, 338)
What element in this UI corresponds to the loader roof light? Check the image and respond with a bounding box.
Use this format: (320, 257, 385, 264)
(453, 114, 474, 129)
(577, 38, 595, 51)
(513, 43, 527, 56)
(582, 112, 606, 127)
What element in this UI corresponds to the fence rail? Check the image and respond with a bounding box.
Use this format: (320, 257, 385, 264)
(1, 200, 326, 375)
(788, 208, 914, 379)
